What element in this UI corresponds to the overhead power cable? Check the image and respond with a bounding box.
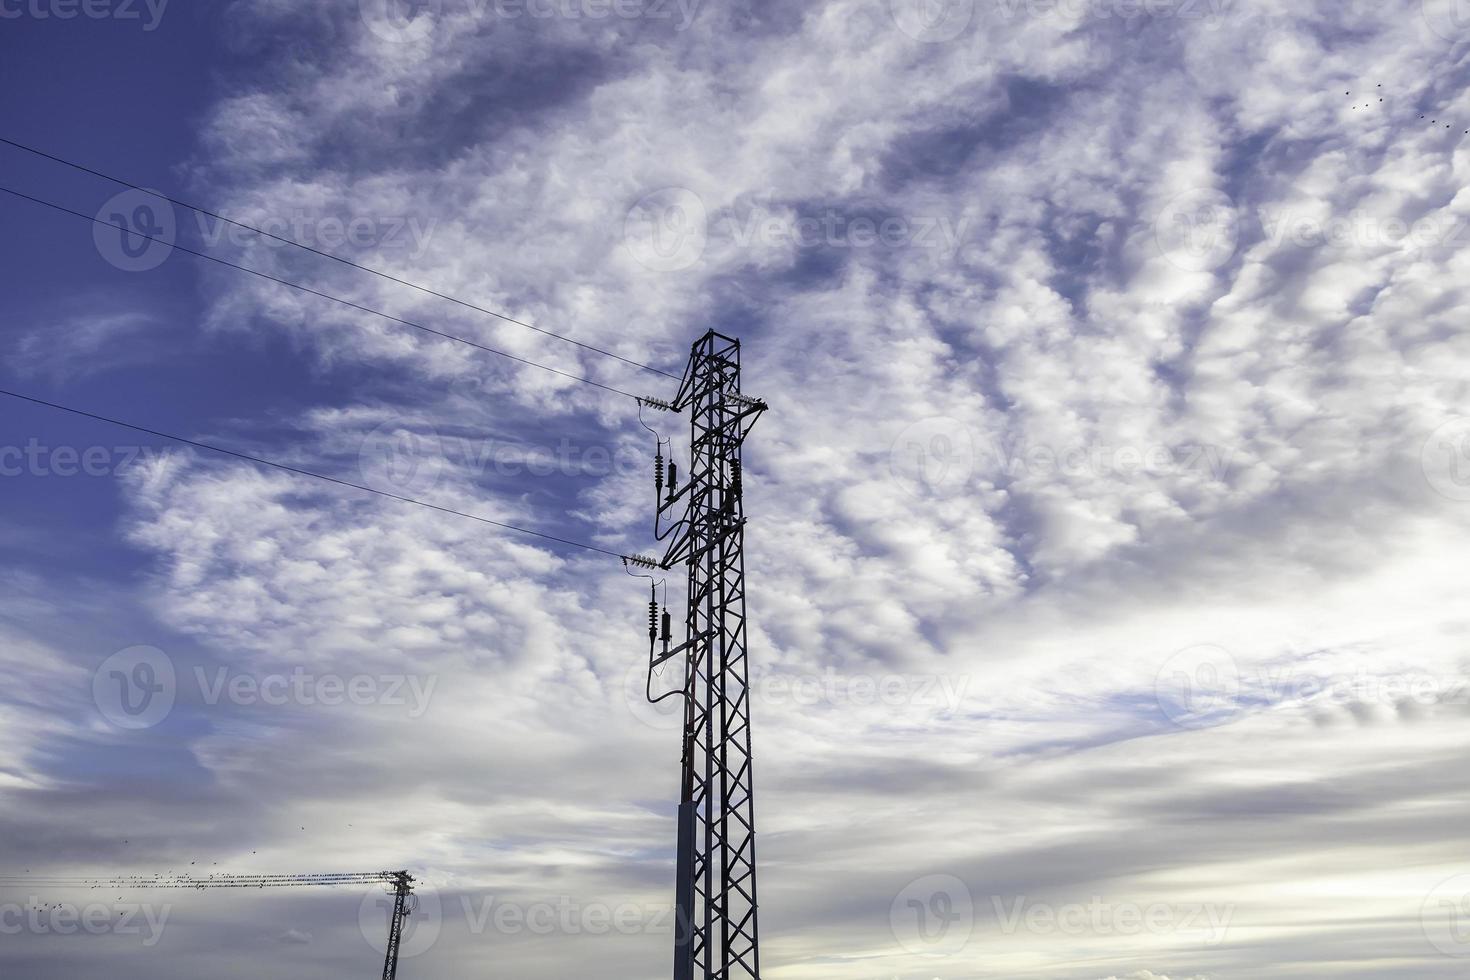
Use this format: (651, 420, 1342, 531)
(0, 184, 643, 401)
(0, 872, 400, 889)
(0, 136, 677, 380)
(0, 387, 629, 561)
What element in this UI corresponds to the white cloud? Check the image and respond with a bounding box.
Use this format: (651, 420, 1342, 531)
(8, 1, 1470, 977)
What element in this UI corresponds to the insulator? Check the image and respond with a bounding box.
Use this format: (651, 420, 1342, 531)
(649, 599, 659, 641)
(623, 554, 661, 570)
(655, 453, 665, 492)
(731, 459, 742, 496)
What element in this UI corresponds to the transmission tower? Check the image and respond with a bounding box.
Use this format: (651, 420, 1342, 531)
(378, 871, 416, 980)
(0, 870, 416, 979)
(635, 330, 768, 980)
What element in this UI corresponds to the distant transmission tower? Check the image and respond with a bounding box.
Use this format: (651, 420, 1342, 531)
(0, 870, 417, 979)
(379, 871, 416, 980)
(636, 330, 767, 980)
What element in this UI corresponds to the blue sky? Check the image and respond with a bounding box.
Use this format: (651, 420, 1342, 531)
(4, 1, 1470, 978)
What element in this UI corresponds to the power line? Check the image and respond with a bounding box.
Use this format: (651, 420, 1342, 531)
(0, 184, 645, 402)
(0, 135, 678, 380)
(0, 387, 629, 561)
(0, 872, 399, 887)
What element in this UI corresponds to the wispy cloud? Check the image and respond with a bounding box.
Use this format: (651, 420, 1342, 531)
(6, 0, 1470, 977)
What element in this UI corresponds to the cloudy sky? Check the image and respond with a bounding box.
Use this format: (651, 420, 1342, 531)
(3, 0, 1470, 977)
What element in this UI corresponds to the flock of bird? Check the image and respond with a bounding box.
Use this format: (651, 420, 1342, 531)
(2, 823, 368, 910)
(1348, 83, 1468, 134)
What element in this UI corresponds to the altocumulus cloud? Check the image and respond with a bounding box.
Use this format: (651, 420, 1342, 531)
(5, 0, 1470, 978)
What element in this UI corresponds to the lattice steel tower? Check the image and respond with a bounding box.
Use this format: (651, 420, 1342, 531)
(637, 330, 767, 980)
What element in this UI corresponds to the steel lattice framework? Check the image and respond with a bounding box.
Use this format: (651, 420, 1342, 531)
(379, 871, 415, 980)
(647, 330, 767, 980)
